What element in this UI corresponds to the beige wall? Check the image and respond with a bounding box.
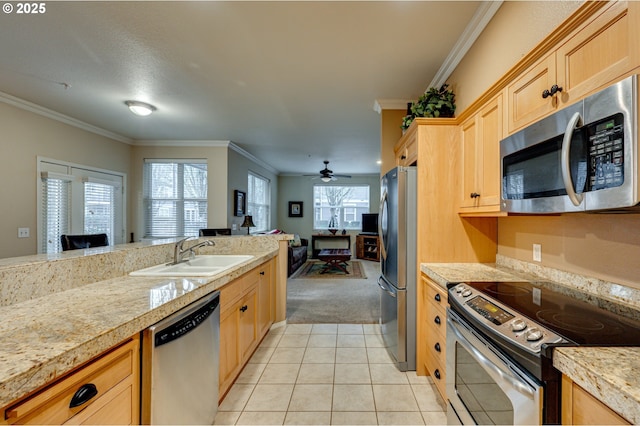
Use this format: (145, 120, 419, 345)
(0, 102, 131, 258)
(448, 1, 640, 289)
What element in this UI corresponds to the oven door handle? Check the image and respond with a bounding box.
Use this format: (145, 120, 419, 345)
(561, 111, 584, 207)
(449, 314, 537, 398)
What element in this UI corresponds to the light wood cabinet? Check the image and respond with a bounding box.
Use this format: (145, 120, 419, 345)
(219, 260, 274, 399)
(1, 336, 140, 425)
(561, 375, 630, 425)
(421, 275, 448, 400)
(459, 94, 503, 215)
(507, 1, 639, 135)
(394, 130, 418, 167)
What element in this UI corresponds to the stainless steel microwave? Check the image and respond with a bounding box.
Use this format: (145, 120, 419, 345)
(500, 74, 639, 213)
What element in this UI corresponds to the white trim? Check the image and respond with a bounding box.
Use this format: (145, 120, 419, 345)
(40, 171, 75, 181)
(429, 1, 503, 89)
(0, 91, 132, 144)
(229, 142, 279, 175)
(82, 176, 122, 188)
(373, 99, 414, 114)
(133, 139, 230, 147)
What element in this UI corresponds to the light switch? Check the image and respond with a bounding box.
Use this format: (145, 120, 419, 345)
(18, 227, 30, 238)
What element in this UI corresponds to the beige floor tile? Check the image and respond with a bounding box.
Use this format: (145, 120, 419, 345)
(338, 324, 364, 334)
(259, 332, 283, 348)
(285, 324, 313, 334)
(236, 363, 267, 384)
(334, 363, 371, 384)
(244, 384, 294, 411)
(364, 333, 386, 348)
(406, 372, 431, 385)
(335, 347, 368, 364)
(259, 363, 300, 384)
(311, 324, 338, 334)
(332, 385, 376, 411)
(308, 334, 337, 348)
(303, 347, 336, 363)
(421, 411, 447, 424)
(330, 411, 378, 425)
(213, 411, 241, 425)
(270, 347, 306, 363)
(218, 383, 255, 411)
(411, 384, 446, 412)
(377, 411, 426, 425)
(366, 347, 395, 364)
(362, 324, 382, 335)
(337, 334, 366, 347)
(248, 346, 275, 364)
(278, 333, 310, 347)
(372, 385, 419, 411)
(285, 411, 332, 425)
(289, 384, 333, 411)
(369, 363, 409, 384)
(297, 363, 335, 384)
(236, 411, 287, 425)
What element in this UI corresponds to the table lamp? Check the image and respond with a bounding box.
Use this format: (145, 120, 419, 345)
(241, 215, 255, 234)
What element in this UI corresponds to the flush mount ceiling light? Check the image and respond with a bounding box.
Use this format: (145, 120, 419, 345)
(124, 100, 157, 116)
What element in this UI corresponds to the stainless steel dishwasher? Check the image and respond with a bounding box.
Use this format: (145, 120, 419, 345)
(142, 291, 220, 425)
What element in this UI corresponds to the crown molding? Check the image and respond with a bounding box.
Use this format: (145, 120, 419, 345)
(0, 91, 132, 144)
(429, 1, 503, 89)
(228, 142, 279, 175)
(373, 99, 414, 114)
(132, 139, 230, 147)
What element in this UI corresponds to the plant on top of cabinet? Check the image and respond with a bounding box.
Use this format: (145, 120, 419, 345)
(401, 84, 456, 130)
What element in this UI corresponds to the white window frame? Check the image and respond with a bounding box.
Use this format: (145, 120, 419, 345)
(313, 184, 370, 231)
(247, 171, 270, 234)
(37, 157, 126, 253)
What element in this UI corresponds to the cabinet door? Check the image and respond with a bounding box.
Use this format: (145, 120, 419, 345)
(257, 261, 273, 337)
(460, 115, 478, 209)
(219, 306, 241, 396)
(477, 95, 502, 209)
(239, 288, 258, 362)
(561, 375, 630, 425)
(506, 53, 557, 134)
(556, 1, 639, 106)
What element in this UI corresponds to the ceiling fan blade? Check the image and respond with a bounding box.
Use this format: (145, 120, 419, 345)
(333, 174, 351, 178)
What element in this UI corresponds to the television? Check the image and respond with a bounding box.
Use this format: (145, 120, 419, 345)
(361, 213, 379, 235)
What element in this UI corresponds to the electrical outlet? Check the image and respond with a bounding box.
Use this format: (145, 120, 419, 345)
(18, 227, 30, 238)
(533, 244, 541, 262)
(232, 224, 238, 231)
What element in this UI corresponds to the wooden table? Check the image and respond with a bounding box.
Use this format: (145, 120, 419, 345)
(311, 234, 351, 258)
(317, 249, 352, 274)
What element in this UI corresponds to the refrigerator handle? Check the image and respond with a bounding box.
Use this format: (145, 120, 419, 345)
(379, 188, 388, 261)
(377, 276, 396, 298)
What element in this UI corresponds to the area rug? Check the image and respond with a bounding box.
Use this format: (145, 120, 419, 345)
(290, 260, 366, 279)
(287, 260, 380, 324)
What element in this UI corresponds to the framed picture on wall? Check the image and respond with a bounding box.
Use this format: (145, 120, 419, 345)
(234, 190, 246, 216)
(288, 201, 303, 217)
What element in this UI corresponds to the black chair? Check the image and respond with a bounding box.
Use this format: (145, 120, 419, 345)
(199, 228, 232, 236)
(60, 233, 109, 251)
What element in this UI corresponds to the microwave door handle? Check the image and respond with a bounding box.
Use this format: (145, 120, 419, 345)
(561, 111, 584, 207)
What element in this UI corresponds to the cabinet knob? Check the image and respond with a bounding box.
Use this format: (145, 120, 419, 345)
(400, 155, 407, 160)
(260, 271, 265, 276)
(434, 342, 441, 352)
(542, 84, 563, 98)
(434, 369, 441, 380)
(240, 305, 248, 312)
(434, 315, 441, 325)
(69, 383, 98, 408)
(470, 192, 480, 199)
(434, 293, 441, 303)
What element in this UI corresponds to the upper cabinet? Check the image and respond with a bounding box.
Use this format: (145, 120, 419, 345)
(507, 1, 639, 135)
(394, 126, 418, 167)
(459, 94, 503, 215)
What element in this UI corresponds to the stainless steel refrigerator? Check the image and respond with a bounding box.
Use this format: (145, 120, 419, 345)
(378, 166, 417, 371)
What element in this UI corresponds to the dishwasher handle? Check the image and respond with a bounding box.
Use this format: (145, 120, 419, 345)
(154, 293, 220, 348)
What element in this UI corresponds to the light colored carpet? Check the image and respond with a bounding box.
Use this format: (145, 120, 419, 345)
(289, 260, 366, 279)
(286, 259, 380, 324)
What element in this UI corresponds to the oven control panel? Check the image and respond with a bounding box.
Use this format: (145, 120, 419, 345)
(449, 284, 565, 354)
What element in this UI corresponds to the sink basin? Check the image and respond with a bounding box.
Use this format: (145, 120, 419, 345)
(130, 255, 254, 277)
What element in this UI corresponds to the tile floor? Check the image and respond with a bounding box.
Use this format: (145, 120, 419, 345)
(214, 323, 447, 425)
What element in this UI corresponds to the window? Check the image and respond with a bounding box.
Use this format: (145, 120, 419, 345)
(313, 185, 370, 230)
(38, 158, 125, 254)
(247, 172, 270, 233)
(143, 159, 207, 238)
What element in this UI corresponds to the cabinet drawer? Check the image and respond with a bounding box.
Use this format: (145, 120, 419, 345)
(425, 281, 447, 308)
(426, 302, 446, 340)
(425, 351, 446, 400)
(5, 337, 138, 425)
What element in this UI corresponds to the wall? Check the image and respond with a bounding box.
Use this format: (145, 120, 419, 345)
(448, 1, 640, 289)
(0, 102, 131, 258)
(277, 174, 381, 248)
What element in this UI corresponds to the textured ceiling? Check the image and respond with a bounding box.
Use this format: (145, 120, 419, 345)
(0, 1, 484, 175)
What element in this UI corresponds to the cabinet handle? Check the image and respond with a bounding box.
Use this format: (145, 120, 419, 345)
(434, 369, 441, 380)
(434, 342, 441, 352)
(434, 293, 441, 303)
(434, 315, 441, 325)
(400, 155, 407, 160)
(470, 192, 480, 198)
(542, 84, 563, 98)
(240, 305, 248, 312)
(69, 383, 98, 408)
(260, 271, 265, 276)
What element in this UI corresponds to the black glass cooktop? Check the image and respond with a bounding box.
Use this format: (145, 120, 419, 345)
(461, 281, 640, 346)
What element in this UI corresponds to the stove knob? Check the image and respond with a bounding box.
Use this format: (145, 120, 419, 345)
(511, 319, 527, 332)
(462, 289, 472, 297)
(526, 328, 543, 341)
(456, 285, 465, 294)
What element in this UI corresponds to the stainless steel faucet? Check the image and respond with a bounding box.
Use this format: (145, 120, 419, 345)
(170, 237, 215, 265)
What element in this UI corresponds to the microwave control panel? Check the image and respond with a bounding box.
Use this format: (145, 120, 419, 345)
(588, 113, 624, 190)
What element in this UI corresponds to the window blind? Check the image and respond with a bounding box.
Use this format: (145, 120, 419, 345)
(41, 175, 71, 253)
(247, 172, 270, 233)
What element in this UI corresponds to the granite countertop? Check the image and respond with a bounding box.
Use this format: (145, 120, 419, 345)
(420, 260, 640, 424)
(0, 235, 288, 408)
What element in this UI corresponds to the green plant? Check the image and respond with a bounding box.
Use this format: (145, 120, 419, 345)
(401, 84, 456, 130)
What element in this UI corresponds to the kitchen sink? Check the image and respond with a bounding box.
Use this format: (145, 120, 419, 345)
(130, 255, 254, 277)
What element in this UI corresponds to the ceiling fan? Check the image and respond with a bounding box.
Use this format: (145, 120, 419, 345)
(305, 160, 352, 182)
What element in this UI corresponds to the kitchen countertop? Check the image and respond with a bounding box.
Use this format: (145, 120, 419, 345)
(0, 234, 289, 408)
(420, 259, 640, 424)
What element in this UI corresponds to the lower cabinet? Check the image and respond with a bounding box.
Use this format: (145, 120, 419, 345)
(421, 275, 448, 401)
(1, 336, 140, 425)
(219, 259, 274, 399)
(561, 375, 630, 425)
